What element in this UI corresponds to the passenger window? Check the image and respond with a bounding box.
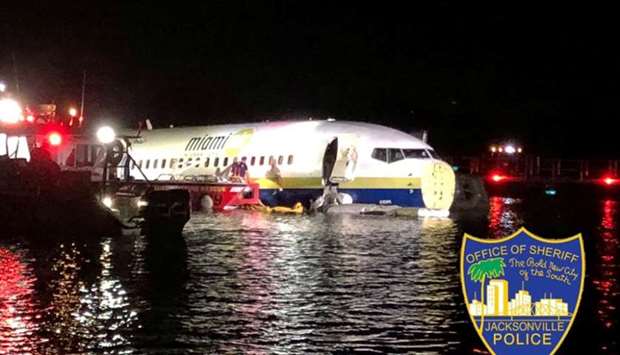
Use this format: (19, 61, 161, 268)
(178, 158, 184, 168)
(214, 157, 219, 167)
(251, 156, 256, 166)
(278, 155, 283, 165)
(269, 156, 274, 164)
(161, 159, 167, 169)
(154, 159, 159, 169)
(223, 157, 229, 166)
(186, 158, 193, 167)
(205, 157, 210, 167)
(170, 159, 176, 168)
(145, 160, 151, 169)
(288, 155, 294, 165)
(260, 156, 265, 165)
(371, 148, 387, 162)
(138, 160, 143, 169)
(388, 149, 404, 163)
(403, 149, 429, 159)
(195, 157, 200, 168)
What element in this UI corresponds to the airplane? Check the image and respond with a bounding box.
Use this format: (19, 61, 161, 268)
(122, 120, 456, 210)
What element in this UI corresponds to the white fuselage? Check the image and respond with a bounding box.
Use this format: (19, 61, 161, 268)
(124, 120, 455, 208)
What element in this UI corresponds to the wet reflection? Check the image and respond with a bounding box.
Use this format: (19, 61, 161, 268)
(0, 247, 41, 354)
(593, 199, 619, 352)
(38, 239, 138, 353)
(2, 192, 620, 353)
(81, 238, 138, 351)
(488, 197, 524, 237)
(234, 214, 276, 350)
(178, 213, 464, 353)
(45, 242, 90, 351)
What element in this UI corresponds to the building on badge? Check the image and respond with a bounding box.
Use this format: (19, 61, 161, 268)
(535, 296, 569, 316)
(469, 298, 487, 316)
(508, 289, 532, 316)
(469, 280, 570, 317)
(486, 279, 509, 316)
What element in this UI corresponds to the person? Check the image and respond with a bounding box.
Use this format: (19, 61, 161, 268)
(29, 147, 61, 188)
(230, 157, 241, 177)
(344, 147, 358, 179)
(267, 158, 283, 192)
(323, 184, 343, 206)
(238, 157, 248, 180)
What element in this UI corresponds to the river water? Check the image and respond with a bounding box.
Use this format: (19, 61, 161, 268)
(1, 189, 618, 354)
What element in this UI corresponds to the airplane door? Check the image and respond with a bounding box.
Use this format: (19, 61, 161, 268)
(322, 134, 359, 184)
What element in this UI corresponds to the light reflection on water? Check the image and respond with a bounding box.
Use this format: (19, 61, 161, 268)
(593, 199, 619, 352)
(181, 213, 463, 353)
(0, 248, 41, 354)
(0, 194, 618, 353)
(488, 197, 524, 238)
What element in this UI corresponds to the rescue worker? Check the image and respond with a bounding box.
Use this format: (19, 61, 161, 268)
(29, 147, 61, 189)
(238, 157, 249, 181)
(325, 184, 343, 205)
(267, 158, 283, 192)
(230, 157, 241, 177)
(229, 157, 247, 182)
(310, 184, 342, 213)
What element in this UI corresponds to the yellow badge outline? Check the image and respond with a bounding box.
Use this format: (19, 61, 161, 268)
(459, 227, 586, 355)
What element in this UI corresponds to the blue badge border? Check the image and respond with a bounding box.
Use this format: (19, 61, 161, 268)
(460, 227, 586, 355)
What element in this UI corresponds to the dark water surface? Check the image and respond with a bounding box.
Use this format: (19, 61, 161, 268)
(1, 190, 618, 354)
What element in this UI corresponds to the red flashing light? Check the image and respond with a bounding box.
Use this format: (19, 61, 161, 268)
(489, 173, 507, 183)
(603, 176, 617, 186)
(48, 132, 62, 146)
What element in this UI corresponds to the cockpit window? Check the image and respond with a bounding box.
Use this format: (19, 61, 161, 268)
(373, 147, 437, 163)
(403, 149, 430, 159)
(388, 148, 405, 163)
(371, 148, 387, 162)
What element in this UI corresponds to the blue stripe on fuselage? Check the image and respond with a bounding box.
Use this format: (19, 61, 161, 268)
(260, 188, 424, 207)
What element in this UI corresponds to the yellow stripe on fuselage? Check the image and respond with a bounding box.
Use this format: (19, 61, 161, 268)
(255, 177, 422, 189)
(343, 177, 422, 189)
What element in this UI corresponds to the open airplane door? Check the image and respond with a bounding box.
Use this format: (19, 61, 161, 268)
(322, 134, 359, 184)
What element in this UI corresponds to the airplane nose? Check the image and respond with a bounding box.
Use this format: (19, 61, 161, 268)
(420, 160, 456, 210)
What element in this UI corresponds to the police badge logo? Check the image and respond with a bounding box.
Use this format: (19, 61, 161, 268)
(461, 227, 585, 354)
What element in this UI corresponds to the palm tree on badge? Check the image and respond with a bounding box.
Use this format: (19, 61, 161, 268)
(468, 257, 506, 334)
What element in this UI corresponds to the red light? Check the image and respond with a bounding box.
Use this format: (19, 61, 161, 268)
(603, 176, 617, 186)
(490, 174, 506, 182)
(48, 132, 62, 146)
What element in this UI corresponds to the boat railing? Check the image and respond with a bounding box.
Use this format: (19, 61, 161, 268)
(155, 173, 175, 181)
(155, 173, 247, 185)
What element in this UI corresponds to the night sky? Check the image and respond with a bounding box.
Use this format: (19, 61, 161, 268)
(1, 3, 618, 156)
